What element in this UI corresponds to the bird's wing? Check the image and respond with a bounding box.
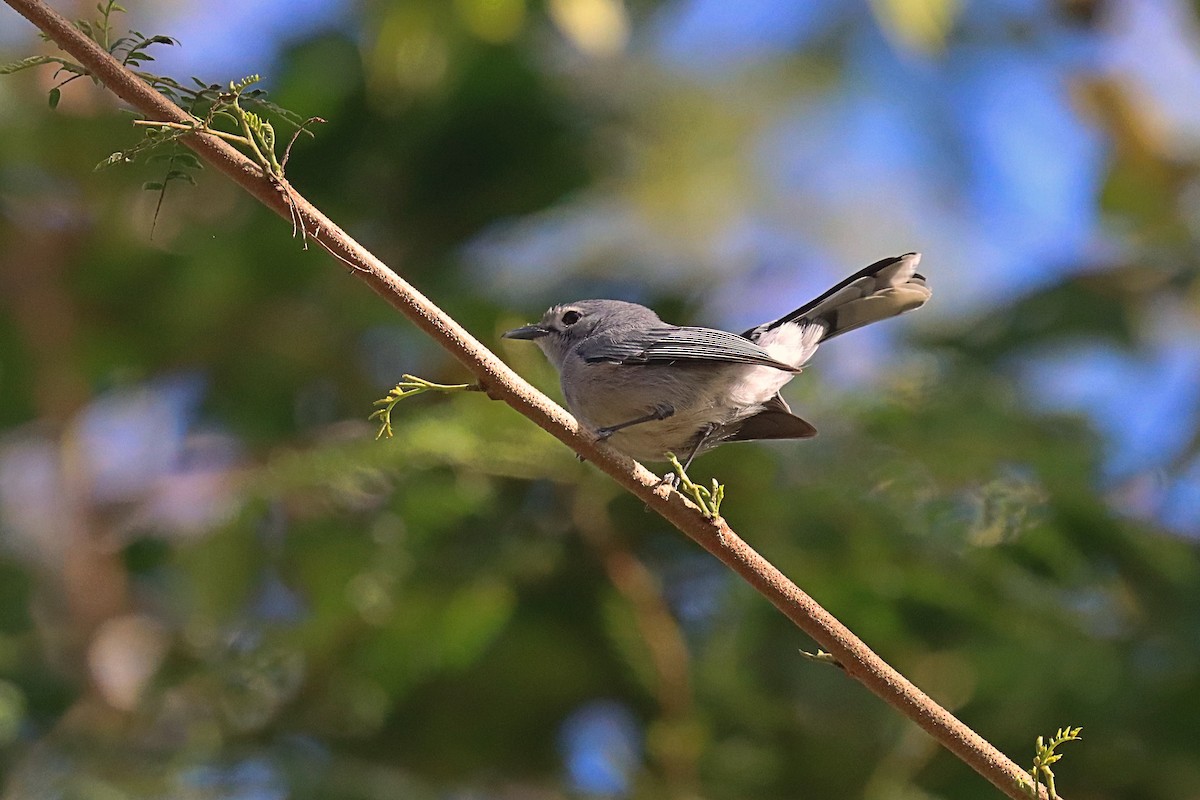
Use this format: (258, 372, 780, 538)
(579, 326, 799, 371)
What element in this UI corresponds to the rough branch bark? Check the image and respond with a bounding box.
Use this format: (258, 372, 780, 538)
(4, 2, 1050, 797)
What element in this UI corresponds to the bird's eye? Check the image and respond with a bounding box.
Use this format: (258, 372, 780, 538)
(561, 310, 582, 326)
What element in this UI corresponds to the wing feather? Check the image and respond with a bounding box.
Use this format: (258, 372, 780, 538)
(580, 326, 798, 371)
(726, 408, 818, 441)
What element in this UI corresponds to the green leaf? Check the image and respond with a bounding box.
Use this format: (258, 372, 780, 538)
(141, 181, 163, 191)
(0, 55, 55, 74)
(231, 74, 261, 93)
(150, 152, 202, 170)
(47, 87, 60, 110)
(49, 61, 88, 77)
(95, 141, 158, 170)
(164, 169, 196, 185)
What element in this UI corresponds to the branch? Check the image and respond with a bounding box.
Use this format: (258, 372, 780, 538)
(4, 2, 1051, 797)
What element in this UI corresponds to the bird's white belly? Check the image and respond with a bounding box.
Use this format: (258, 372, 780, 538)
(565, 361, 794, 462)
(602, 406, 724, 462)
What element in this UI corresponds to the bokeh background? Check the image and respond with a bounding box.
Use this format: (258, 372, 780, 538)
(2, 0, 1200, 797)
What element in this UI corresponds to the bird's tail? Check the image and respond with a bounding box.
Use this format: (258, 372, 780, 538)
(750, 252, 931, 342)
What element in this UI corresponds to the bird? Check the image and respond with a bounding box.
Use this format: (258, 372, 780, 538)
(503, 252, 930, 471)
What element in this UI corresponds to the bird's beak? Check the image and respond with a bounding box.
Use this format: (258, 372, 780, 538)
(502, 324, 550, 340)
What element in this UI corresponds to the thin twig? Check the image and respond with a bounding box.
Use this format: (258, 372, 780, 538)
(281, 116, 324, 171)
(132, 117, 249, 145)
(3, 2, 1052, 797)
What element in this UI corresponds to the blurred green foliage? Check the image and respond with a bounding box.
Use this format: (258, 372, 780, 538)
(1, 2, 1200, 799)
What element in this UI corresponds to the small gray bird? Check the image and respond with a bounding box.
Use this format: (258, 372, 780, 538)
(504, 253, 930, 469)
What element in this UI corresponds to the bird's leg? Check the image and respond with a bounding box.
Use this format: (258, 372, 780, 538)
(681, 424, 718, 472)
(595, 403, 675, 441)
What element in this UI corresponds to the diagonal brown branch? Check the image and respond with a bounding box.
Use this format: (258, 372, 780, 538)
(3, 2, 1049, 797)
